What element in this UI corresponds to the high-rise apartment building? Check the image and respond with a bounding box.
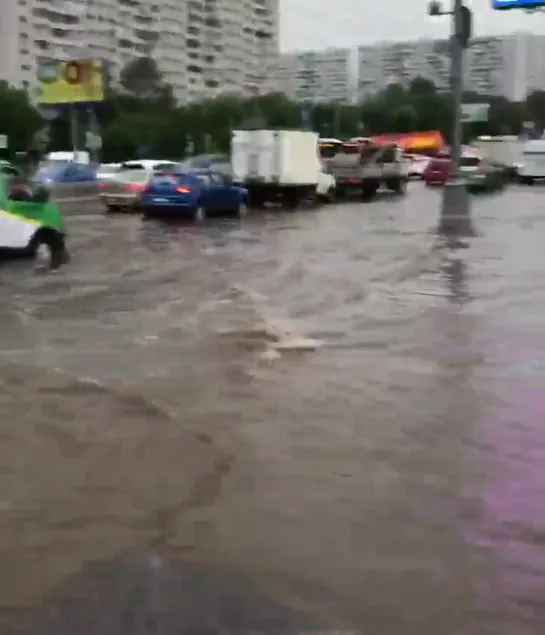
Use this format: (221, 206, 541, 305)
(357, 32, 545, 102)
(0, 0, 279, 104)
(274, 48, 353, 104)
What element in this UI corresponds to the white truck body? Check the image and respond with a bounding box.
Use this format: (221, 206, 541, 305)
(518, 139, 545, 180)
(231, 129, 321, 186)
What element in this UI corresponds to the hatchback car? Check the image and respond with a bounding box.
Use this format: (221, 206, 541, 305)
(423, 155, 451, 185)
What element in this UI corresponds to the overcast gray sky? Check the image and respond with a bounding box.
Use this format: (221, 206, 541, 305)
(280, 0, 544, 50)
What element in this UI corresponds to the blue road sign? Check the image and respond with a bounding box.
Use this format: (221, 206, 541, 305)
(492, 0, 545, 9)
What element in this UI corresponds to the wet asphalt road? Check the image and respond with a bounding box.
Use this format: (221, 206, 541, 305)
(1, 182, 545, 634)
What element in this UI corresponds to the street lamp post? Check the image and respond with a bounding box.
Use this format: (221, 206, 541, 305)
(428, 0, 476, 237)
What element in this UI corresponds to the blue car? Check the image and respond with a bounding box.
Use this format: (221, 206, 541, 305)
(140, 169, 248, 220)
(32, 160, 98, 202)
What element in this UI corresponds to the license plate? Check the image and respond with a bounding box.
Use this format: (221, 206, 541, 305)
(153, 197, 168, 203)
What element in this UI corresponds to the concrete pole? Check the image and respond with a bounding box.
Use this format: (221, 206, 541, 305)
(438, 0, 475, 237)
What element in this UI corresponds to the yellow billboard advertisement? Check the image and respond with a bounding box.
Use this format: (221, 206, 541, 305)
(37, 58, 105, 105)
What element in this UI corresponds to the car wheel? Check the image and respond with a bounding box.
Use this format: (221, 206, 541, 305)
(105, 204, 117, 214)
(32, 229, 67, 270)
(194, 206, 206, 221)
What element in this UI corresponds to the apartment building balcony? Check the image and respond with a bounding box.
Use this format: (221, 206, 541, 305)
(186, 36, 202, 50)
(48, 28, 82, 48)
(33, 0, 84, 14)
(133, 27, 159, 43)
(188, 11, 204, 24)
(32, 7, 82, 25)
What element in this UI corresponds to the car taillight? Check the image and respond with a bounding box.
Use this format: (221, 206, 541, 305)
(98, 181, 107, 188)
(176, 186, 191, 193)
(126, 183, 144, 191)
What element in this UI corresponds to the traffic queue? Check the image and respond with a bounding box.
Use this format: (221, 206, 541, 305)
(0, 131, 536, 270)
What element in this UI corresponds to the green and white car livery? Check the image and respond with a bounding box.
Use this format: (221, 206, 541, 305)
(0, 174, 68, 268)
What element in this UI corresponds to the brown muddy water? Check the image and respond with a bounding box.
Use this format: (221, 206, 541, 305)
(1, 183, 545, 634)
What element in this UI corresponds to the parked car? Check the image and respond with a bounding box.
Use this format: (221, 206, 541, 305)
(465, 159, 506, 193)
(423, 154, 451, 186)
(0, 173, 68, 268)
(97, 163, 121, 182)
(140, 169, 247, 221)
(423, 154, 506, 192)
(98, 166, 150, 213)
(32, 159, 98, 201)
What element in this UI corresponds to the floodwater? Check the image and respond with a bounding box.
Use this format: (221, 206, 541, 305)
(1, 183, 545, 634)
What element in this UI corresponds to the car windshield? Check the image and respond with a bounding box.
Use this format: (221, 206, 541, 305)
(153, 163, 181, 173)
(120, 163, 145, 171)
(460, 156, 481, 167)
(116, 169, 148, 183)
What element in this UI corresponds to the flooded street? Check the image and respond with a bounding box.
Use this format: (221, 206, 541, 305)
(1, 183, 545, 634)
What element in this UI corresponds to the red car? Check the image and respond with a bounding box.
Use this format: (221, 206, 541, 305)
(423, 155, 451, 185)
(423, 154, 483, 186)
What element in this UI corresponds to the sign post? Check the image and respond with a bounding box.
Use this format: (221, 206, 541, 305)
(429, 0, 475, 238)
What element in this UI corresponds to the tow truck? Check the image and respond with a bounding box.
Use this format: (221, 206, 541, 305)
(326, 140, 409, 200)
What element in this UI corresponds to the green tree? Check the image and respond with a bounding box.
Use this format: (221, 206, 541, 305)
(119, 57, 169, 102)
(92, 72, 529, 163)
(408, 76, 436, 99)
(0, 81, 44, 155)
(393, 105, 417, 133)
(526, 90, 545, 132)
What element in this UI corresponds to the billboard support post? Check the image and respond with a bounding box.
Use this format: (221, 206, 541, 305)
(70, 104, 78, 158)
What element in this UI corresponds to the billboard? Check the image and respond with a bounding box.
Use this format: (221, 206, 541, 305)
(492, 0, 545, 9)
(37, 58, 105, 105)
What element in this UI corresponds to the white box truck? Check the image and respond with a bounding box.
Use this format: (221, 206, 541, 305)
(231, 129, 326, 208)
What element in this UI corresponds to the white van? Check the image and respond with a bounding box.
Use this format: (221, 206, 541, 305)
(518, 139, 545, 184)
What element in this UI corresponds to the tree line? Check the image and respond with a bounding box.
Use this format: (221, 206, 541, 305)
(1, 56, 545, 163)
